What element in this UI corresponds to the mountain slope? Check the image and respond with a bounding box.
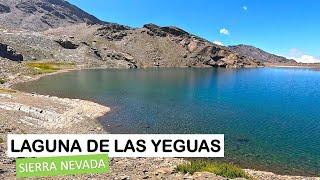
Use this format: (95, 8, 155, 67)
(229, 44, 297, 64)
(0, 0, 263, 79)
(105, 23, 262, 68)
(0, 0, 105, 31)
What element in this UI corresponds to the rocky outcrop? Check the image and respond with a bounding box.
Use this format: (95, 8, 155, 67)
(143, 24, 167, 37)
(99, 49, 137, 68)
(0, 43, 23, 61)
(125, 24, 262, 68)
(15, 1, 38, 14)
(143, 24, 190, 37)
(161, 26, 189, 37)
(95, 24, 130, 41)
(55, 39, 79, 49)
(0, 4, 10, 14)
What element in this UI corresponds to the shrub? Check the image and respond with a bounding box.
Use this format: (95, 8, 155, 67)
(176, 160, 251, 179)
(0, 79, 6, 84)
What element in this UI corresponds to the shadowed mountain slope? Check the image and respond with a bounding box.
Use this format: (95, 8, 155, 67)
(0, 0, 105, 31)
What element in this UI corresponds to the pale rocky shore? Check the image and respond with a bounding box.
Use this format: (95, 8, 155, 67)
(0, 70, 319, 180)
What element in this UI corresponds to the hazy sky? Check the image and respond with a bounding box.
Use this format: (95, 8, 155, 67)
(69, 0, 320, 63)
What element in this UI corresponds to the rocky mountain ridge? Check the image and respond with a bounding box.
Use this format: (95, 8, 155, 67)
(0, 0, 105, 31)
(229, 44, 296, 64)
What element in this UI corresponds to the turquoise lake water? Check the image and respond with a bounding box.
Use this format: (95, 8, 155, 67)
(14, 68, 320, 176)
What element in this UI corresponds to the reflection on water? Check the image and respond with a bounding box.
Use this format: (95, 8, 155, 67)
(14, 68, 320, 176)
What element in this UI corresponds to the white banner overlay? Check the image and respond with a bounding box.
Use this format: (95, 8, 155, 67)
(7, 134, 224, 158)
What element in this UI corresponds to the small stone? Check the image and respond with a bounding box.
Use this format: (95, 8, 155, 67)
(154, 168, 172, 175)
(183, 176, 193, 179)
(120, 175, 130, 180)
(143, 169, 148, 174)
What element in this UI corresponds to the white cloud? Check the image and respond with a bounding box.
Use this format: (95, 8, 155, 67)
(286, 48, 320, 63)
(289, 55, 320, 63)
(213, 41, 223, 46)
(243, 6, 248, 11)
(219, 28, 229, 35)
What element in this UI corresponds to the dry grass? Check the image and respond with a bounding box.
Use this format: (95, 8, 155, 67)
(26, 61, 75, 74)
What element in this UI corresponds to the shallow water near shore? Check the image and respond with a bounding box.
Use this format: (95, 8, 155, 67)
(14, 68, 320, 176)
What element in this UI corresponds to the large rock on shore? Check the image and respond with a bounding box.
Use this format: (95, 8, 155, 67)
(0, 43, 23, 61)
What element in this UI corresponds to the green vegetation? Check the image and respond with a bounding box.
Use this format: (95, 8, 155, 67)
(176, 160, 251, 179)
(0, 138, 3, 144)
(0, 88, 16, 94)
(0, 78, 6, 84)
(27, 62, 75, 74)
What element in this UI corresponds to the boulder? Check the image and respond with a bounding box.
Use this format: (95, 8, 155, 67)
(0, 4, 10, 14)
(91, 48, 102, 59)
(55, 39, 79, 49)
(0, 43, 23, 61)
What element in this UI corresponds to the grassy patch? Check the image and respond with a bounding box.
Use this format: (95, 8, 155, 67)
(0, 138, 3, 144)
(176, 160, 251, 179)
(27, 62, 75, 74)
(0, 88, 16, 94)
(0, 79, 6, 84)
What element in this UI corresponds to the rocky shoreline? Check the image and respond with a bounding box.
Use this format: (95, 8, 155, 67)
(0, 68, 318, 179)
